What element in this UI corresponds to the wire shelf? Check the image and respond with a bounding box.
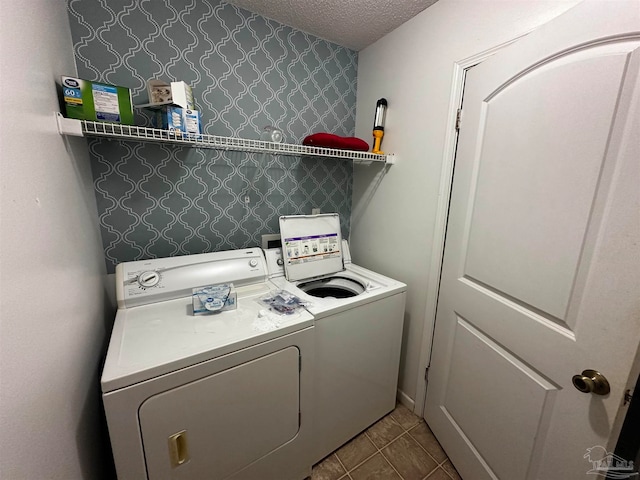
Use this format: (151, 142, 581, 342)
(56, 114, 393, 164)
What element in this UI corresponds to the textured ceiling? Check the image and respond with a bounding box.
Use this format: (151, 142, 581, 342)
(226, 0, 440, 51)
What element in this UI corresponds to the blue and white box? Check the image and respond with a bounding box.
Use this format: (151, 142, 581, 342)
(154, 106, 201, 136)
(153, 105, 184, 133)
(184, 109, 202, 136)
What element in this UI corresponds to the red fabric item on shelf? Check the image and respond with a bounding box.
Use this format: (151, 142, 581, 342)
(302, 133, 370, 152)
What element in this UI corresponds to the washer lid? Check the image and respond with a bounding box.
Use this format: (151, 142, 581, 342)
(279, 214, 344, 282)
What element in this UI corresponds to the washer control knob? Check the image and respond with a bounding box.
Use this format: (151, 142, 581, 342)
(277, 258, 284, 266)
(138, 270, 160, 288)
(249, 259, 259, 268)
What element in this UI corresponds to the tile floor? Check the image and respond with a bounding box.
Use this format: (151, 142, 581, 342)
(311, 404, 462, 480)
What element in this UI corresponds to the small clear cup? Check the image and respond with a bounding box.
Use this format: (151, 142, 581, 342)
(261, 126, 283, 143)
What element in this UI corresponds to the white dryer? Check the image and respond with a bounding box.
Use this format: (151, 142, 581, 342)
(265, 214, 407, 464)
(101, 248, 314, 480)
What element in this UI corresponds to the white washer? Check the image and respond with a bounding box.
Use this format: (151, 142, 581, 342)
(101, 248, 315, 480)
(265, 214, 407, 464)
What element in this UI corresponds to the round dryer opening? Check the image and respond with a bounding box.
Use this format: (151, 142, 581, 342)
(298, 276, 365, 298)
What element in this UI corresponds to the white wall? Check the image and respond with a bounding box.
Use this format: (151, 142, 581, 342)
(351, 0, 582, 404)
(0, 2, 114, 478)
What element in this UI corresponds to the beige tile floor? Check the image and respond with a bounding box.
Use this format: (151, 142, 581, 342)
(311, 404, 462, 480)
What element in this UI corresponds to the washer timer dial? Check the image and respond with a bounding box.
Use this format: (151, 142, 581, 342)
(137, 270, 161, 288)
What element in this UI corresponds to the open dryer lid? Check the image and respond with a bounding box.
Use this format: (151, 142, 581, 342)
(279, 214, 344, 282)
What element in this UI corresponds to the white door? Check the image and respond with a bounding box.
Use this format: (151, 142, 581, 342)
(425, 2, 640, 479)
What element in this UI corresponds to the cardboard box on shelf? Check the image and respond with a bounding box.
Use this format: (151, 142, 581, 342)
(184, 109, 202, 135)
(147, 80, 195, 109)
(153, 106, 184, 133)
(153, 106, 202, 136)
(61, 76, 134, 125)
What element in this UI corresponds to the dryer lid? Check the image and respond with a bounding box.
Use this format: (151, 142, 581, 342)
(279, 214, 344, 282)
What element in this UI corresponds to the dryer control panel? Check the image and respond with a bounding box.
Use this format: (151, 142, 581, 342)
(264, 248, 285, 278)
(115, 249, 267, 309)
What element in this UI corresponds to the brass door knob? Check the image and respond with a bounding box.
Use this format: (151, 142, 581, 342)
(572, 369, 610, 395)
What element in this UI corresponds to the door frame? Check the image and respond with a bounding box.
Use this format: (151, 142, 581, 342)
(412, 32, 537, 417)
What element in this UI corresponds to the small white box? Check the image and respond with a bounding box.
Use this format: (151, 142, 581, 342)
(147, 79, 195, 109)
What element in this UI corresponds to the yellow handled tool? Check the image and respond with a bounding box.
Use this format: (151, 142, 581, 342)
(372, 98, 387, 154)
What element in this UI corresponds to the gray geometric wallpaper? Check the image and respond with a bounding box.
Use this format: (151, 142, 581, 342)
(66, 0, 358, 273)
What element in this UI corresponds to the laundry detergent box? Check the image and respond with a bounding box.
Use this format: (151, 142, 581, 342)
(61, 76, 134, 124)
(192, 283, 237, 315)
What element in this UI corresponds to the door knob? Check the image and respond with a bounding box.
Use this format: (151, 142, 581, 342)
(572, 369, 610, 395)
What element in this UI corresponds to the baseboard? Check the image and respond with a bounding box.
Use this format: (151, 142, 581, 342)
(396, 389, 415, 411)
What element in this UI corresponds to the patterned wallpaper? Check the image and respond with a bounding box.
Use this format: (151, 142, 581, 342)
(66, 0, 358, 273)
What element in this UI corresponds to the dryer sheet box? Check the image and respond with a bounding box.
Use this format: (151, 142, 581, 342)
(61, 76, 134, 124)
